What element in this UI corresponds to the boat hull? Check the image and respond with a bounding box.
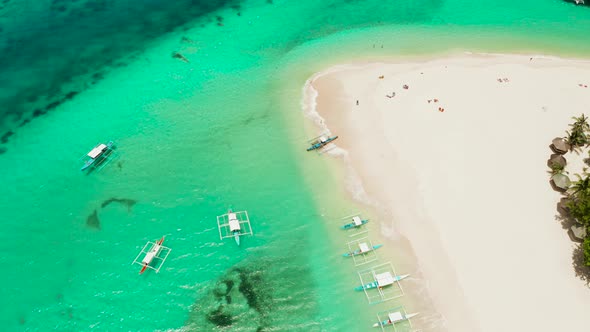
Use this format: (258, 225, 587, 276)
(80, 159, 95, 171)
(354, 274, 409, 291)
(340, 219, 369, 230)
(372, 313, 418, 327)
(343, 244, 383, 257)
(139, 237, 165, 274)
(81, 141, 115, 171)
(306, 136, 338, 151)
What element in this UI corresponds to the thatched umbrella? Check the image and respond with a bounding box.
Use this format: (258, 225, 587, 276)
(551, 173, 571, 191)
(548, 154, 567, 168)
(551, 137, 570, 154)
(570, 225, 587, 241)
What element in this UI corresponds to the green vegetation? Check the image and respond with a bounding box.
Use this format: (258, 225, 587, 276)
(566, 114, 589, 149)
(561, 114, 590, 265)
(550, 162, 565, 175)
(584, 238, 590, 265)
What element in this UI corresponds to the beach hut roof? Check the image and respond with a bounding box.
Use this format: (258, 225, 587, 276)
(549, 154, 567, 167)
(571, 225, 587, 240)
(551, 173, 571, 190)
(551, 137, 570, 154)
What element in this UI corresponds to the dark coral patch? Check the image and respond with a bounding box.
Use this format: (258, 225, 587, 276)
(1, 130, 14, 144)
(32, 109, 46, 118)
(44, 100, 62, 111)
(64, 91, 79, 100)
(19, 119, 30, 127)
(207, 305, 233, 327)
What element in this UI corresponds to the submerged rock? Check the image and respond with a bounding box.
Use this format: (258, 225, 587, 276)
(207, 305, 233, 327)
(100, 197, 137, 212)
(172, 52, 189, 63)
(186, 263, 273, 330)
(86, 209, 100, 229)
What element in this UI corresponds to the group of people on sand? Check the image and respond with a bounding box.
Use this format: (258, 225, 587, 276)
(497, 77, 510, 83)
(384, 84, 409, 99)
(427, 98, 445, 112)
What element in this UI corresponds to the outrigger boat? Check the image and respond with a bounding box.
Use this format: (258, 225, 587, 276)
(357, 263, 406, 303)
(229, 211, 241, 245)
(306, 134, 338, 151)
(217, 209, 253, 246)
(355, 272, 409, 291)
(343, 243, 383, 257)
(341, 216, 369, 230)
(373, 311, 419, 328)
(80, 141, 115, 171)
(140, 237, 164, 274)
(131, 236, 171, 274)
(344, 237, 380, 266)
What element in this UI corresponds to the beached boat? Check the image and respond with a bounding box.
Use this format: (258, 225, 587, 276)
(306, 134, 338, 151)
(372, 311, 419, 328)
(217, 209, 253, 246)
(341, 216, 369, 230)
(80, 141, 115, 171)
(131, 236, 171, 274)
(343, 243, 383, 257)
(355, 272, 409, 291)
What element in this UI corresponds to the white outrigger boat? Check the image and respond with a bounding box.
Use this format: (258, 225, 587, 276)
(217, 209, 253, 246)
(356, 262, 407, 304)
(80, 141, 116, 171)
(306, 134, 338, 152)
(341, 215, 369, 230)
(373, 307, 419, 330)
(344, 236, 382, 266)
(343, 243, 383, 257)
(132, 236, 171, 274)
(355, 272, 409, 291)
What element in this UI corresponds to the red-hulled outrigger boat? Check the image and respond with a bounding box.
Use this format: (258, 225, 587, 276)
(140, 237, 164, 274)
(132, 236, 171, 274)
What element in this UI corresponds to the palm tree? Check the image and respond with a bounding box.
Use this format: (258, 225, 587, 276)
(572, 114, 589, 131)
(570, 174, 590, 196)
(567, 114, 590, 148)
(566, 129, 587, 149)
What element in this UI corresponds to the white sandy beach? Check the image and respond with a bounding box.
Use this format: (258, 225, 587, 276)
(304, 54, 590, 331)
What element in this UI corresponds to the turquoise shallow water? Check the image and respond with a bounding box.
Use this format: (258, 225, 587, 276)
(1, 0, 590, 331)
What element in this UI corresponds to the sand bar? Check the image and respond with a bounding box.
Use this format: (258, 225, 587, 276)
(304, 54, 590, 331)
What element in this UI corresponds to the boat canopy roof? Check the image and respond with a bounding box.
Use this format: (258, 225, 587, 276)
(359, 242, 370, 252)
(319, 136, 327, 142)
(353, 216, 362, 226)
(142, 250, 157, 264)
(376, 272, 394, 287)
(228, 213, 238, 221)
(229, 219, 241, 232)
(87, 143, 108, 158)
(388, 312, 403, 322)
